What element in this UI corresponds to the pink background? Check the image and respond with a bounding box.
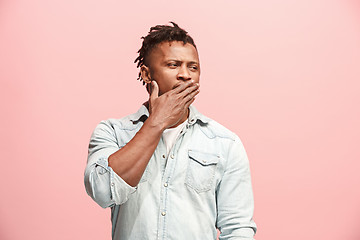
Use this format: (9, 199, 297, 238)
(1, 0, 360, 239)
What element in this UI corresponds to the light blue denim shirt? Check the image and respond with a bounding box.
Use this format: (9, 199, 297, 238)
(84, 105, 257, 240)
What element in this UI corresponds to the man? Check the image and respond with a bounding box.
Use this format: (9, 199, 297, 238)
(84, 22, 257, 240)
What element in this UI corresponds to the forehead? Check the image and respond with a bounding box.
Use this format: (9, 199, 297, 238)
(148, 41, 199, 63)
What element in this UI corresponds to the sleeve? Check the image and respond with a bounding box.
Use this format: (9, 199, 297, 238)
(216, 136, 257, 240)
(84, 120, 137, 208)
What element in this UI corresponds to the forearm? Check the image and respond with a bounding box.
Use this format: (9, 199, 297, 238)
(108, 116, 164, 187)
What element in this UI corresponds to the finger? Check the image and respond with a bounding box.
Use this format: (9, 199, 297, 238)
(171, 81, 183, 90)
(150, 81, 159, 100)
(184, 96, 196, 109)
(182, 88, 200, 106)
(172, 80, 195, 94)
(178, 83, 199, 98)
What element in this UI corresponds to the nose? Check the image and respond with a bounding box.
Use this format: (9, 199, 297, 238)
(177, 65, 191, 81)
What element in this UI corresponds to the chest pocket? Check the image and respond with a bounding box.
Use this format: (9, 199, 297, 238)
(185, 150, 220, 193)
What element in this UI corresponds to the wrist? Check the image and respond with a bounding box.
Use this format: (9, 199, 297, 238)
(145, 115, 166, 132)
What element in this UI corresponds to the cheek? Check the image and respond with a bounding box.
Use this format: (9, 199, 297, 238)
(158, 81, 174, 95)
(192, 73, 200, 83)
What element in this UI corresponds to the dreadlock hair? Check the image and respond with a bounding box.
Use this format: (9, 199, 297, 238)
(134, 22, 197, 85)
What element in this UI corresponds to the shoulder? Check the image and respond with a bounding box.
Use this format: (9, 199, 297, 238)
(96, 105, 149, 131)
(194, 116, 239, 144)
(92, 105, 149, 138)
(190, 105, 238, 142)
(202, 118, 238, 141)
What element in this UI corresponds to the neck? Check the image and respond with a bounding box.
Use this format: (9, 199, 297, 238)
(170, 109, 189, 128)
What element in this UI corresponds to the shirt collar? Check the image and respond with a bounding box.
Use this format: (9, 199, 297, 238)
(188, 105, 210, 125)
(129, 104, 149, 124)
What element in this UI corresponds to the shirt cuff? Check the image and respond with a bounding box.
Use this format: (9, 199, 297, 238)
(97, 158, 138, 205)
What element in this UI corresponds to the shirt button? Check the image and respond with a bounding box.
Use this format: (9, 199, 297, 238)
(161, 211, 166, 216)
(170, 155, 174, 159)
(111, 183, 114, 186)
(164, 183, 168, 187)
(162, 155, 165, 158)
(202, 160, 207, 163)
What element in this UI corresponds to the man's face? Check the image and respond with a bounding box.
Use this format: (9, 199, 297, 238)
(141, 41, 200, 95)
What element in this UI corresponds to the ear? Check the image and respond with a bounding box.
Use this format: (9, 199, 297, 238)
(140, 65, 152, 84)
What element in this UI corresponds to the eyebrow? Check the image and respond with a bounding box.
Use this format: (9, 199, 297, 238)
(165, 59, 199, 65)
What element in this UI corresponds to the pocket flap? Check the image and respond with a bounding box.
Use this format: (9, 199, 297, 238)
(188, 150, 220, 166)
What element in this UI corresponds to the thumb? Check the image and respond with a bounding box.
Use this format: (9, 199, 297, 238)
(150, 80, 159, 100)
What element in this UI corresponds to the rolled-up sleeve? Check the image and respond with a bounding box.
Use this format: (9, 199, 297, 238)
(216, 136, 257, 240)
(84, 120, 137, 208)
